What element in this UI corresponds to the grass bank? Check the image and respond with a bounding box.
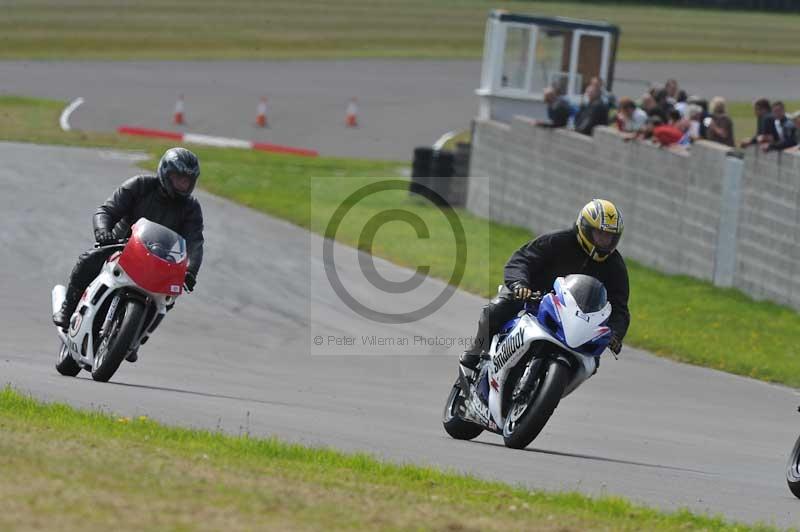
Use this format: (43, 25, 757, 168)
(3, 0, 800, 63)
(0, 387, 775, 531)
(5, 95, 800, 388)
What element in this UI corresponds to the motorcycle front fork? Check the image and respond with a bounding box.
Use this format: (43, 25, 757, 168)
(99, 294, 121, 337)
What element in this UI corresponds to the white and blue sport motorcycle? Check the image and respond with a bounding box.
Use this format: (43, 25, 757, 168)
(443, 274, 614, 449)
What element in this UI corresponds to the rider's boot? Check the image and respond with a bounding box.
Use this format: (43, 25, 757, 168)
(460, 304, 493, 370)
(53, 248, 103, 331)
(52, 283, 82, 330)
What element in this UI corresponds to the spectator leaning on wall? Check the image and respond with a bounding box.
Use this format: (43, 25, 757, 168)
(668, 109, 692, 145)
(688, 96, 709, 137)
(785, 111, 800, 153)
(674, 90, 689, 117)
(740, 98, 776, 148)
(653, 112, 686, 147)
(641, 92, 667, 122)
(704, 97, 735, 147)
(664, 78, 679, 104)
(575, 83, 609, 136)
(615, 97, 648, 133)
(588, 76, 616, 109)
(535, 87, 571, 129)
(763, 101, 797, 152)
(686, 104, 703, 140)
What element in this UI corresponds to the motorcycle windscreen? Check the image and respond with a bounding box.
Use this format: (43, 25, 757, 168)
(561, 274, 607, 313)
(555, 274, 612, 351)
(118, 218, 188, 295)
(136, 219, 187, 263)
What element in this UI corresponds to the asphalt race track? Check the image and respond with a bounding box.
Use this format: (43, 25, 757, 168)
(2, 142, 799, 527)
(3, 60, 800, 159)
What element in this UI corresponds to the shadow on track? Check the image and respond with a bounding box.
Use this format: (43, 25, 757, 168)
(76, 377, 299, 409)
(472, 439, 712, 475)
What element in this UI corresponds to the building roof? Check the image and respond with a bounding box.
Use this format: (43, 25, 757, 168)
(490, 10, 620, 36)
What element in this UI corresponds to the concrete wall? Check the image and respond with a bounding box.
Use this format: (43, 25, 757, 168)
(734, 148, 800, 306)
(469, 115, 800, 310)
(468, 118, 732, 282)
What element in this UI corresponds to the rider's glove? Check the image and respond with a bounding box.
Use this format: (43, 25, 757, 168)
(608, 334, 623, 355)
(184, 271, 197, 293)
(94, 228, 116, 245)
(510, 281, 539, 301)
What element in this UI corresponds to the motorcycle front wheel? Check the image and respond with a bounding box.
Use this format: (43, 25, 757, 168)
(503, 359, 569, 450)
(91, 299, 144, 382)
(442, 377, 484, 440)
(786, 433, 800, 498)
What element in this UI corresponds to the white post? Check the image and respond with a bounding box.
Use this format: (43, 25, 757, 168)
(568, 31, 582, 99)
(713, 155, 744, 287)
(599, 34, 610, 85)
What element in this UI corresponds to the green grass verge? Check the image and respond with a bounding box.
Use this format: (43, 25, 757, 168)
(3, 0, 800, 63)
(5, 94, 800, 389)
(0, 387, 776, 531)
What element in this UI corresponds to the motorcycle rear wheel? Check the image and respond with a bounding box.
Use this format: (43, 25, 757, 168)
(55, 341, 81, 377)
(785, 433, 800, 498)
(442, 378, 484, 440)
(502, 359, 569, 450)
(91, 299, 144, 382)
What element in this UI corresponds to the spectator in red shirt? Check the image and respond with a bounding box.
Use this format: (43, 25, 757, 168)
(653, 116, 685, 147)
(624, 116, 685, 148)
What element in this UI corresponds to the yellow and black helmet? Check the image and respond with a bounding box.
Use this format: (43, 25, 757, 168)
(576, 199, 623, 262)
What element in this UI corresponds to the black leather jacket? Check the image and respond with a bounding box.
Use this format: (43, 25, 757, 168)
(504, 228, 630, 340)
(93, 175, 204, 277)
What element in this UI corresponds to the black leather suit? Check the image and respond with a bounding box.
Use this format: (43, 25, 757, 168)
(465, 228, 630, 357)
(66, 175, 204, 300)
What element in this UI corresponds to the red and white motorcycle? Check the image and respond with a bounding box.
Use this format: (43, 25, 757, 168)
(51, 218, 188, 382)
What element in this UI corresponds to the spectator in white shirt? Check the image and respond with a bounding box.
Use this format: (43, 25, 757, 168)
(615, 97, 648, 132)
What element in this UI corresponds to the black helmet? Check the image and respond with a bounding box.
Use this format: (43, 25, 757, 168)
(157, 147, 200, 199)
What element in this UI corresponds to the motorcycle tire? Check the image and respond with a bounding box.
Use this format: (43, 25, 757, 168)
(442, 378, 484, 440)
(91, 299, 144, 383)
(55, 341, 81, 377)
(503, 359, 569, 450)
(786, 433, 800, 498)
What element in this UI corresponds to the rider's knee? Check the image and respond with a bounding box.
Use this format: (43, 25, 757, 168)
(477, 304, 492, 327)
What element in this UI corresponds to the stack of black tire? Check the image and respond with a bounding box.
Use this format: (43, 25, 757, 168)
(409, 142, 470, 207)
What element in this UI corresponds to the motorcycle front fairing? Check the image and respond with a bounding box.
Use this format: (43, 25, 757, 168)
(486, 313, 598, 429)
(119, 218, 188, 295)
(55, 256, 171, 369)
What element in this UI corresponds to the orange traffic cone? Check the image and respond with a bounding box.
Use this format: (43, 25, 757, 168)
(345, 97, 358, 128)
(173, 94, 185, 125)
(256, 97, 268, 128)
